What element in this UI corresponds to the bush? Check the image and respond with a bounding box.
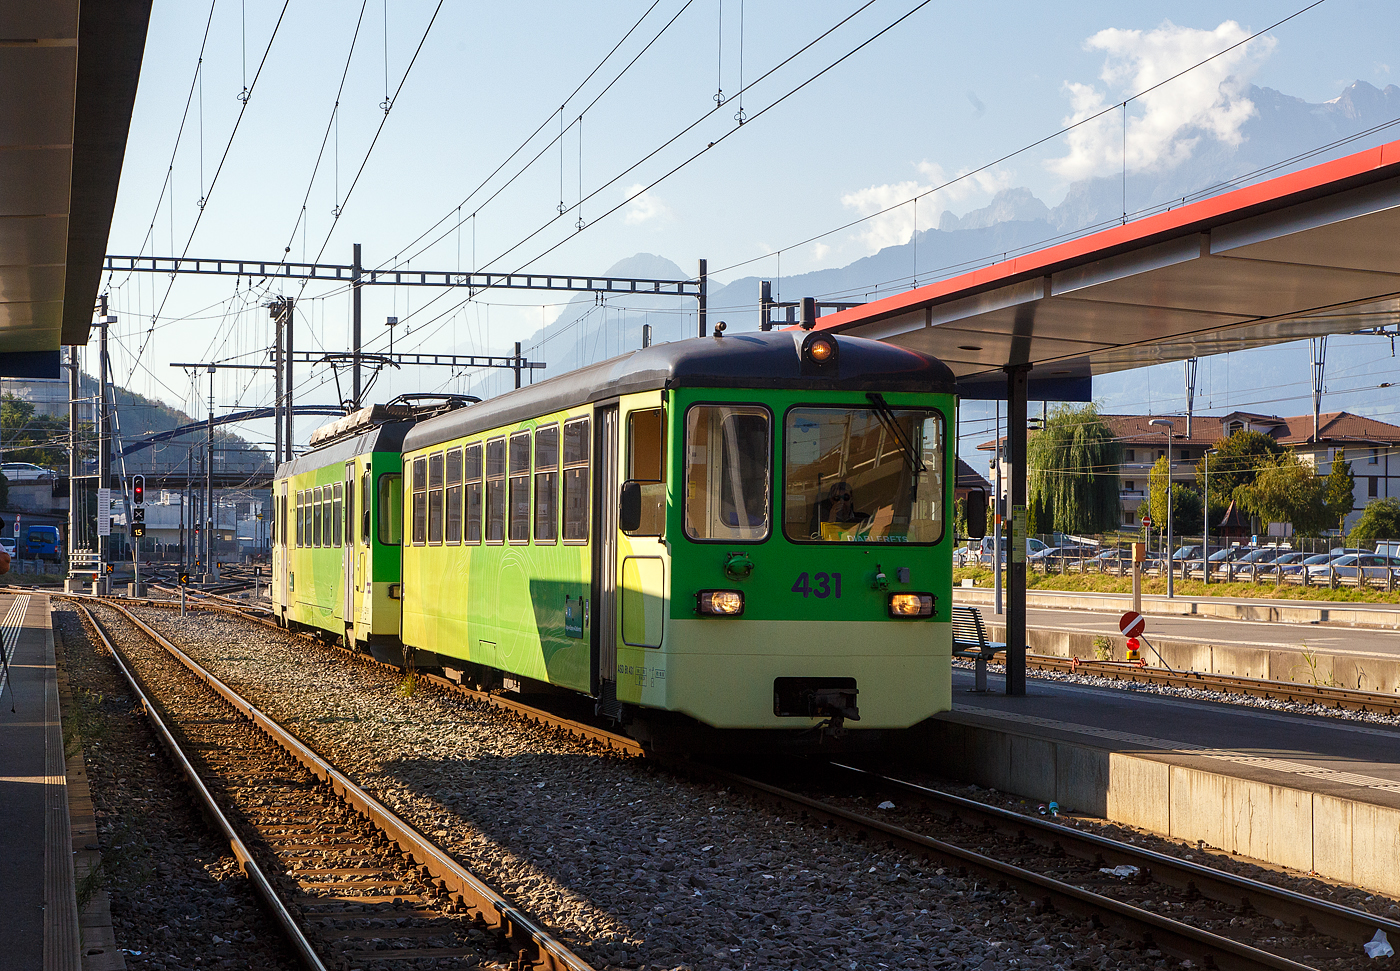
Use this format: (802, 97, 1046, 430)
(1349, 497, 1400, 547)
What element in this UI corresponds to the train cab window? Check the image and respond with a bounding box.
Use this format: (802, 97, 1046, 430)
(562, 418, 590, 543)
(534, 425, 559, 544)
(332, 483, 344, 547)
(464, 443, 483, 544)
(684, 404, 770, 542)
(508, 432, 531, 543)
(783, 405, 945, 544)
(485, 438, 506, 543)
(361, 470, 371, 545)
(445, 448, 463, 545)
(378, 473, 403, 545)
(411, 457, 428, 546)
(428, 452, 445, 545)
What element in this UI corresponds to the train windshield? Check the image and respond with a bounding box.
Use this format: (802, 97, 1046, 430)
(783, 405, 944, 544)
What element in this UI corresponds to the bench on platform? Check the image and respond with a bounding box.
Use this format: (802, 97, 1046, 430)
(951, 604, 1005, 692)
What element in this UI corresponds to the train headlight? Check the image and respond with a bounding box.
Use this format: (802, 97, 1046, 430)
(696, 589, 745, 616)
(801, 333, 839, 371)
(888, 592, 934, 618)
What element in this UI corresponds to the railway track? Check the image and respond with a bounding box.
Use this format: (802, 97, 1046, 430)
(99, 592, 1400, 966)
(71, 596, 594, 971)
(1023, 653, 1400, 715)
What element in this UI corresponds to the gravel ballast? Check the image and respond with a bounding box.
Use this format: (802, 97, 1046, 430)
(118, 605, 1175, 971)
(55, 604, 303, 971)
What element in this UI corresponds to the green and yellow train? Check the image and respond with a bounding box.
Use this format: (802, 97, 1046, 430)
(273, 331, 959, 751)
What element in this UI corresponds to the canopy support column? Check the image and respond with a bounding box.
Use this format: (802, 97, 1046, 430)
(1004, 364, 1030, 696)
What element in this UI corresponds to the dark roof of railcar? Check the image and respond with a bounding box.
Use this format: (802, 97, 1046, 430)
(275, 420, 415, 480)
(403, 331, 954, 452)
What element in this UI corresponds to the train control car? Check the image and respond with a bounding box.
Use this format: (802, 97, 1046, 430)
(397, 329, 958, 751)
(272, 397, 471, 656)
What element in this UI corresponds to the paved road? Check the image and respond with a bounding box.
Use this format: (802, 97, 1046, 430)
(1006, 604, 1400, 657)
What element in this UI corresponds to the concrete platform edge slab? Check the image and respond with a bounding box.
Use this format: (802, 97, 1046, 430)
(39, 594, 82, 971)
(923, 709, 1400, 897)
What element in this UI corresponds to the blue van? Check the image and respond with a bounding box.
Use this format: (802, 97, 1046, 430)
(23, 525, 61, 562)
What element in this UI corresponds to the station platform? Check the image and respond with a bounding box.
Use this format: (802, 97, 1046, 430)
(0, 592, 81, 970)
(924, 667, 1400, 896)
(956, 589, 1400, 692)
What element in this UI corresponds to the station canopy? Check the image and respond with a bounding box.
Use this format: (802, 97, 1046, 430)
(0, 1, 150, 377)
(816, 138, 1400, 400)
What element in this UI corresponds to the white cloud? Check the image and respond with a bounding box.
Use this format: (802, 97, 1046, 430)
(811, 241, 830, 262)
(839, 161, 1012, 255)
(622, 184, 672, 225)
(1047, 20, 1275, 182)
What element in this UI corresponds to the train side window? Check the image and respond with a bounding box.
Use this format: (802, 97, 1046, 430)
(329, 484, 340, 548)
(361, 470, 371, 545)
(333, 483, 344, 547)
(626, 408, 666, 536)
(428, 451, 445, 545)
(378, 473, 403, 546)
(344, 477, 353, 547)
(464, 443, 483, 544)
(324, 487, 333, 547)
(296, 491, 303, 547)
(562, 417, 590, 543)
(445, 448, 463, 545)
(508, 432, 531, 544)
(313, 486, 323, 547)
(411, 457, 428, 545)
(684, 404, 770, 542)
(534, 424, 559, 544)
(485, 438, 506, 544)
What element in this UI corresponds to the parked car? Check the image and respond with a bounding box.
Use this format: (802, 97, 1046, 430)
(0, 537, 15, 558)
(1029, 543, 1096, 566)
(0, 461, 56, 481)
(1231, 547, 1289, 576)
(975, 535, 1050, 565)
(1305, 553, 1400, 582)
(1281, 552, 1343, 576)
(21, 525, 61, 562)
(1186, 545, 1255, 576)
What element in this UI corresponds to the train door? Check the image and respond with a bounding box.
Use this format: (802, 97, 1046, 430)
(592, 404, 620, 715)
(277, 484, 289, 619)
(343, 462, 356, 641)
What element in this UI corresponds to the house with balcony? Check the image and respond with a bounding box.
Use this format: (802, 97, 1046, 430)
(978, 410, 1400, 532)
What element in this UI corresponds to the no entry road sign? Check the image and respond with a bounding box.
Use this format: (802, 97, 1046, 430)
(1119, 610, 1146, 638)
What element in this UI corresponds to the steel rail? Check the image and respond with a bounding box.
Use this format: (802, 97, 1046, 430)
(688, 763, 1316, 971)
(136, 592, 645, 757)
(827, 761, 1400, 948)
(78, 597, 596, 971)
(73, 602, 330, 971)
(1025, 653, 1400, 715)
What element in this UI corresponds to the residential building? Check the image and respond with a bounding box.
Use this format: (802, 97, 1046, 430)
(979, 410, 1400, 532)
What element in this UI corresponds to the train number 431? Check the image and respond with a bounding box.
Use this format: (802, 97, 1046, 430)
(792, 572, 842, 599)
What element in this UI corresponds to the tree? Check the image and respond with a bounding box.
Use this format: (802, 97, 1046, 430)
(1324, 457, 1356, 530)
(1, 393, 69, 469)
(1238, 453, 1331, 536)
(1195, 429, 1284, 500)
(1027, 403, 1123, 534)
(1348, 497, 1400, 546)
(1148, 456, 1203, 534)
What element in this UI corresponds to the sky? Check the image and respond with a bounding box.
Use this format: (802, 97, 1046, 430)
(97, 0, 1400, 457)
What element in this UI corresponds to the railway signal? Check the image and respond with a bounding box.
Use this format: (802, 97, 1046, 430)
(1118, 610, 1146, 638)
(133, 474, 145, 505)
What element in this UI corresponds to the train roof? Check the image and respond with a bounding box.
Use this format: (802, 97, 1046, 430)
(402, 331, 955, 453)
(275, 419, 416, 480)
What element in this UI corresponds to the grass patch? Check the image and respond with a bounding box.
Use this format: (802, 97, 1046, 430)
(953, 566, 1400, 604)
(62, 689, 109, 760)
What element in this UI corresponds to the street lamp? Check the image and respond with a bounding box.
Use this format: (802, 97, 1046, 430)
(1150, 419, 1176, 598)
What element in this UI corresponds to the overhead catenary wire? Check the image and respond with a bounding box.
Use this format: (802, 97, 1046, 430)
(709, 0, 1333, 278)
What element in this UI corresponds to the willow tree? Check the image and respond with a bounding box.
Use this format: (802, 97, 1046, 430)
(1027, 403, 1123, 534)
